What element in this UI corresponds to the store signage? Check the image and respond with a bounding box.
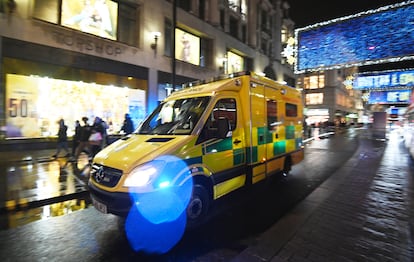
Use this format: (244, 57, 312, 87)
(51, 30, 123, 57)
(353, 70, 414, 90)
(368, 89, 412, 104)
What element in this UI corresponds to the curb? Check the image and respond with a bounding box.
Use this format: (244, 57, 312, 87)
(0, 190, 91, 214)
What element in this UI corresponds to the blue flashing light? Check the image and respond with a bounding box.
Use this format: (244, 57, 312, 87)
(125, 204, 186, 254)
(125, 155, 194, 254)
(159, 181, 170, 188)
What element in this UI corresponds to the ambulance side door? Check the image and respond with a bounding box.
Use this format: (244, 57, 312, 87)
(196, 97, 246, 196)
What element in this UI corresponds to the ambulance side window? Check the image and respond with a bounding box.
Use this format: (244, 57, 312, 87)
(286, 103, 298, 117)
(267, 100, 278, 131)
(198, 98, 237, 143)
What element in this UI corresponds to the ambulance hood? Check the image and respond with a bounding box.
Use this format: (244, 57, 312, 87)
(93, 135, 193, 173)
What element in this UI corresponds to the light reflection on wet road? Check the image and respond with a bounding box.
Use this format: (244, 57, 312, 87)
(0, 154, 91, 230)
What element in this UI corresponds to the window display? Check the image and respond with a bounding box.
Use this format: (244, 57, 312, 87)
(175, 29, 200, 66)
(5, 74, 145, 138)
(61, 0, 118, 40)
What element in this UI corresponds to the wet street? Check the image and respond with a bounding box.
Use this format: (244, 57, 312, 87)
(0, 153, 91, 230)
(0, 128, 413, 261)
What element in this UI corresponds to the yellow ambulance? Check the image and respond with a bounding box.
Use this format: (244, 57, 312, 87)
(88, 71, 304, 228)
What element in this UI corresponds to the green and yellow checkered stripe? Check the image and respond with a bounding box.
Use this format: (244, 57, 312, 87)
(247, 125, 302, 164)
(202, 138, 245, 166)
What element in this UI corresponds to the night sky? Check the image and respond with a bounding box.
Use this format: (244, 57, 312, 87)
(287, 0, 407, 28)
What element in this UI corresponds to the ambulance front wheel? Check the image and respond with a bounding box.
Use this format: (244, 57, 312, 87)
(186, 184, 210, 229)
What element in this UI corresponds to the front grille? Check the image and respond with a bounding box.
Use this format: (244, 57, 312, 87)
(91, 164, 123, 187)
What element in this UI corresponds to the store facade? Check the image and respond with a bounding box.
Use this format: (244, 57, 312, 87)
(1, 36, 149, 138)
(0, 0, 296, 142)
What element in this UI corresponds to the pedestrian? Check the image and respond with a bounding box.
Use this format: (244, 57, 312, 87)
(100, 118, 109, 147)
(89, 116, 105, 158)
(53, 119, 70, 158)
(74, 117, 92, 162)
(72, 120, 81, 156)
(120, 113, 134, 135)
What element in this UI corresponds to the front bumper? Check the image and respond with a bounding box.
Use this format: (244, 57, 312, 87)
(88, 181, 132, 217)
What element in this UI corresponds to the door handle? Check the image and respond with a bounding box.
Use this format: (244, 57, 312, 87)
(233, 139, 242, 145)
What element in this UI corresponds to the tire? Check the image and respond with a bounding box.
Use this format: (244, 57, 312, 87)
(186, 184, 210, 229)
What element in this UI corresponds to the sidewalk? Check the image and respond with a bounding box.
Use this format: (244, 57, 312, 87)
(233, 129, 414, 261)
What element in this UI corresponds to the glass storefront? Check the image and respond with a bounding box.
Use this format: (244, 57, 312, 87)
(2, 57, 147, 139)
(5, 74, 146, 138)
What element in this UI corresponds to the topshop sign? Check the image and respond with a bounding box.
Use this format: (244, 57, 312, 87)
(51, 30, 124, 57)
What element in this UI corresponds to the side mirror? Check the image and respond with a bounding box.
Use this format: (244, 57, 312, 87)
(217, 117, 230, 139)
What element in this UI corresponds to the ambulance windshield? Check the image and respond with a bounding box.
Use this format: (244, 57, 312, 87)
(137, 96, 210, 135)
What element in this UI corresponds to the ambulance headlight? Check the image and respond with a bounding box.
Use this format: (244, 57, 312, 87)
(124, 161, 166, 187)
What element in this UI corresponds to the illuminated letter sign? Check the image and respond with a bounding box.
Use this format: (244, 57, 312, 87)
(354, 70, 414, 90)
(368, 90, 411, 104)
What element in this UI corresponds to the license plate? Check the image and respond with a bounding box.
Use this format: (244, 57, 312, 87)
(92, 198, 107, 214)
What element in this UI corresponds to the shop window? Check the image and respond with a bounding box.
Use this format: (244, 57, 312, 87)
(283, 74, 295, 87)
(176, 29, 200, 65)
(227, 51, 244, 74)
(177, 0, 191, 12)
(261, 9, 269, 34)
(200, 38, 213, 68)
(281, 26, 288, 43)
(220, 9, 225, 29)
(306, 93, 324, 105)
(241, 24, 247, 43)
(33, 0, 59, 24)
(61, 0, 119, 40)
(5, 73, 147, 139)
(229, 0, 247, 16)
(229, 0, 240, 12)
(164, 19, 172, 57)
(32, 0, 138, 46)
(164, 22, 211, 68)
(198, 0, 205, 19)
(285, 103, 298, 117)
(229, 16, 239, 39)
(303, 73, 325, 89)
(118, 3, 138, 46)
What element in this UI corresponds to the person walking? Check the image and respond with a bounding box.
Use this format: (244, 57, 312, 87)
(53, 119, 70, 158)
(74, 117, 92, 162)
(72, 120, 81, 156)
(90, 116, 105, 158)
(120, 113, 134, 135)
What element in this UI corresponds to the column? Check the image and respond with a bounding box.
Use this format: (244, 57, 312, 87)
(147, 68, 159, 114)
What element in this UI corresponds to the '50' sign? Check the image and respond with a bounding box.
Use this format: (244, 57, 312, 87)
(8, 98, 28, 117)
